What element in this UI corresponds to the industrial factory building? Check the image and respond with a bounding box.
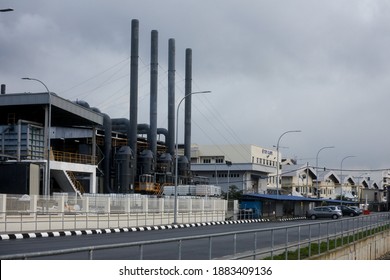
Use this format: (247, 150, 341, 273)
(0, 91, 103, 196)
(0, 87, 281, 198)
(0, 20, 217, 198)
(0, 87, 227, 198)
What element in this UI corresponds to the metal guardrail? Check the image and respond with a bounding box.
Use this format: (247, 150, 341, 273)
(52, 150, 97, 165)
(1, 212, 389, 260)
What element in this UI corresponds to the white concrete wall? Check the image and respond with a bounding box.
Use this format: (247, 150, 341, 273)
(0, 193, 227, 233)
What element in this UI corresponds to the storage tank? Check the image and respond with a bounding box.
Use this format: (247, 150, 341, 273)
(178, 155, 191, 184)
(157, 153, 173, 174)
(138, 149, 154, 175)
(113, 146, 135, 193)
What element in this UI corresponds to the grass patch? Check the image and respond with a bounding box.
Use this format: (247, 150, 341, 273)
(263, 224, 390, 260)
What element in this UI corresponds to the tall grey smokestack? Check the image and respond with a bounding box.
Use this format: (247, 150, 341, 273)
(167, 38, 175, 155)
(129, 19, 139, 159)
(150, 30, 158, 157)
(103, 114, 113, 193)
(184, 48, 192, 162)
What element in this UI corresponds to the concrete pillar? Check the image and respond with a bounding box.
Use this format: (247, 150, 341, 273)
(57, 195, 65, 213)
(90, 171, 96, 194)
(188, 198, 193, 214)
(0, 194, 6, 219)
(82, 197, 89, 213)
(29, 195, 38, 214)
(142, 196, 148, 213)
(105, 196, 111, 213)
(125, 196, 131, 214)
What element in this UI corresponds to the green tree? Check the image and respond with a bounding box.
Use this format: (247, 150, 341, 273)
(221, 185, 243, 200)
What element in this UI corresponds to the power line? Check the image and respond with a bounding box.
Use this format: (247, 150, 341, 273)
(60, 57, 130, 97)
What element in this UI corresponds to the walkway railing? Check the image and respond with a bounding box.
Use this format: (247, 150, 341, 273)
(52, 150, 97, 165)
(1, 212, 389, 260)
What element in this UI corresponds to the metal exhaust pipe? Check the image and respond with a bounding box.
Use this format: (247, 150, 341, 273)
(129, 19, 139, 163)
(167, 39, 175, 156)
(150, 30, 158, 157)
(184, 48, 192, 163)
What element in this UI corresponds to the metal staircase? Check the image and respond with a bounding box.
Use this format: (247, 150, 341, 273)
(52, 170, 84, 198)
(66, 171, 84, 198)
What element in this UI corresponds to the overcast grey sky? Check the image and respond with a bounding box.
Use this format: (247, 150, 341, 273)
(1, 0, 390, 180)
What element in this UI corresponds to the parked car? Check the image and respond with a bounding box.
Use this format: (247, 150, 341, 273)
(348, 206, 363, 215)
(327, 205, 341, 211)
(328, 205, 360, 216)
(339, 205, 360, 216)
(306, 206, 342, 220)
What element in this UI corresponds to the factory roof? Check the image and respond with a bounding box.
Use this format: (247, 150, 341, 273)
(0, 92, 104, 127)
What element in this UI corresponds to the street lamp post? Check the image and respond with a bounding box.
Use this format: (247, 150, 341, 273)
(22, 78, 51, 197)
(315, 146, 335, 199)
(275, 130, 301, 197)
(174, 90, 211, 224)
(340, 155, 356, 205)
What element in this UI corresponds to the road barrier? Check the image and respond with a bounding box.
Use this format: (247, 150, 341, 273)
(1, 212, 389, 260)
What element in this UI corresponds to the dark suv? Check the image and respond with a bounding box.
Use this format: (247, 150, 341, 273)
(338, 205, 359, 217)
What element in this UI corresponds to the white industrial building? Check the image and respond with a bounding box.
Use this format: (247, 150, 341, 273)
(190, 144, 279, 194)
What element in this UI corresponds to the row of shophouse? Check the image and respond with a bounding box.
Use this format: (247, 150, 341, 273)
(190, 144, 389, 211)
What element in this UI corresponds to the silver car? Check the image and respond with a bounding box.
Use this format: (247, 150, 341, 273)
(306, 206, 343, 220)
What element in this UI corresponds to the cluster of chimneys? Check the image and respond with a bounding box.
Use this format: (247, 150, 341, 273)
(128, 19, 194, 169)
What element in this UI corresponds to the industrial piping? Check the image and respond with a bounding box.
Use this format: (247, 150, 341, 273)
(157, 128, 168, 142)
(111, 118, 130, 135)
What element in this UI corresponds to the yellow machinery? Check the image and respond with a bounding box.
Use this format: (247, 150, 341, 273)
(134, 174, 161, 194)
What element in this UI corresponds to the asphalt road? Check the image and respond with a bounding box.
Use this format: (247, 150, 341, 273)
(0, 215, 385, 259)
(0, 219, 348, 259)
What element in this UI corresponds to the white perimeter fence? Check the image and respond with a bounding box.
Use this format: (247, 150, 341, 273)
(0, 193, 227, 233)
